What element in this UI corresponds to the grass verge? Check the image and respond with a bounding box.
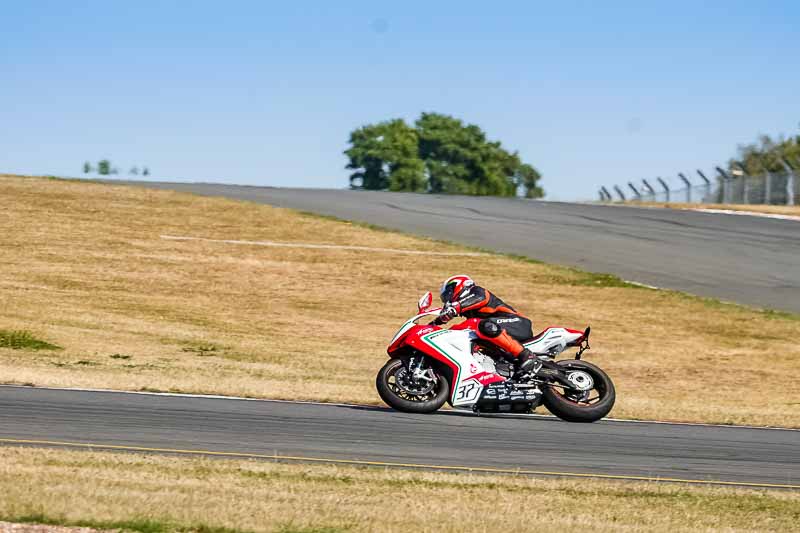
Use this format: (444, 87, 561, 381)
(1, 174, 799, 426)
(1, 446, 799, 533)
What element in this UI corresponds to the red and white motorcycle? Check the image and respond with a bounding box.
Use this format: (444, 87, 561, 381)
(376, 292, 616, 422)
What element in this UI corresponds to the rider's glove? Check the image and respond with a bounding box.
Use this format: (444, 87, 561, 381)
(438, 303, 459, 324)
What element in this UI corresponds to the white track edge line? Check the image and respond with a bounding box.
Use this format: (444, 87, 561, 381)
(689, 208, 800, 222)
(594, 202, 800, 222)
(624, 280, 661, 290)
(2, 384, 797, 432)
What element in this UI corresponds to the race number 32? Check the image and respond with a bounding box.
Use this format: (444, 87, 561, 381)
(455, 380, 480, 402)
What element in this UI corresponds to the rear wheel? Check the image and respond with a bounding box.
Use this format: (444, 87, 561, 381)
(376, 358, 449, 414)
(542, 360, 615, 422)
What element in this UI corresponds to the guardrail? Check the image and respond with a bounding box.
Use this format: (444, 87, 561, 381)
(598, 158, 800, 205)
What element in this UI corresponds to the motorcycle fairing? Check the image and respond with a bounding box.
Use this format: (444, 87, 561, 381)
(479, 382, 542, 408)
(407, 329, 504, 406)
(387, 307, 443, 354)
(523, 327, 584, 355)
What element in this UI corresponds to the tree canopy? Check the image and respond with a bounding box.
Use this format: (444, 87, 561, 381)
(729, 126, 800, 174)
(345, 112, 543, 198)
(81, 160, 151, 176)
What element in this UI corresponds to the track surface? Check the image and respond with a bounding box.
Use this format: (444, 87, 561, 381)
(2, 387, 798, 487)
(119, 182, 800, 313)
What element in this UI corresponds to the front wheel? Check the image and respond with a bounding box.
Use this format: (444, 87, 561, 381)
(376, 358, 449, 414)
(542, 360, 615, 423)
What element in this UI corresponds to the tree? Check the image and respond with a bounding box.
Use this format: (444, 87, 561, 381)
(344, 119, 426, 192)
(345, 112, 544, 198)
(516, 163, 544, 198)
(82, 161, 93, 174)
(129, 166, 140, 176)
(416, 112, 479, 194)
(97, 160, 111, 175)
(729, 129, 800, 174)
(142, 167, 150, 176)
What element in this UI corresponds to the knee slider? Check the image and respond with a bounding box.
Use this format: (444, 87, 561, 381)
(478, 320, 501, 338)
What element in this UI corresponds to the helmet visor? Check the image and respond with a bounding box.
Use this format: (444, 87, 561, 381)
(440, 281, 456, 303)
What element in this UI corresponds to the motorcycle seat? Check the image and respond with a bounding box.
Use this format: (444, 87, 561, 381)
(521, 330, 546, 344)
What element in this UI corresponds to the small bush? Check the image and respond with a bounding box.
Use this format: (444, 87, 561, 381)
(0, 330, 61, 351)
(568, 271, 640, 288)
(182, 342, 220, 356)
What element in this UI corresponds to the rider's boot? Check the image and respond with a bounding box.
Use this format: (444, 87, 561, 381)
(514, 349, 543, 379)
(480, 328, 550, 380)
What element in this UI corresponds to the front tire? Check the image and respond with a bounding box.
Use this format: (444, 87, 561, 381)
(542, 360, 615, 422)
(376, 358, 449, 414)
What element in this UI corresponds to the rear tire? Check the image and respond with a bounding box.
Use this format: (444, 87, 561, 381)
(542, 360, 615, 423)
(376, 358, 449, 414)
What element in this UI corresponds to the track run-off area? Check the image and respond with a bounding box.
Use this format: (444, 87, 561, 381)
(1, 386, 798, 489)
(117, 181, 800, 313)
(118, 182, 800, 314)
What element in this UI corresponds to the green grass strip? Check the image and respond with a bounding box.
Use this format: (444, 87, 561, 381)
(0, 329, 62, 351)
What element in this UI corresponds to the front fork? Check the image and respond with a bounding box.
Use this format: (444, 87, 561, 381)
(407, 355, 436, 385)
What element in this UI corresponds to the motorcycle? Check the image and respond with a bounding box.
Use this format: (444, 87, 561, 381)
(376, 292, 616, 422)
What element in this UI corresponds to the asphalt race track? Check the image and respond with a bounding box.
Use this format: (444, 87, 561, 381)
(118, 182, 800, 313)
(1, 387, 798, 488)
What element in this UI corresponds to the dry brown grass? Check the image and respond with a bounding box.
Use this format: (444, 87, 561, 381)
(2, 446, 799, 533)
(628, 201, 800, 217)
(1, 174, 799, 426)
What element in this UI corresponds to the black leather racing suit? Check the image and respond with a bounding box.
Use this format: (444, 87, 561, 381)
(445, 285, 533, 356)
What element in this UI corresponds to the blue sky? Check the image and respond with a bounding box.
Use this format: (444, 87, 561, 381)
(2, 1, 798, 200)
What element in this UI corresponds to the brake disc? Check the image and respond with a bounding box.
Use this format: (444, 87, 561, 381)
(394, 367, 435, 395)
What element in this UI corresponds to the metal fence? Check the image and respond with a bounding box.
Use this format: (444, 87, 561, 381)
(598, 161, 800, 206)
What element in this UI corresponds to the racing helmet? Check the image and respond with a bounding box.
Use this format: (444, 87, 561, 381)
(440, 275, 474, 303)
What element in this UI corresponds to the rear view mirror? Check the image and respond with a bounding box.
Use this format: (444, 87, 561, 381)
(418, 291, 433, 312)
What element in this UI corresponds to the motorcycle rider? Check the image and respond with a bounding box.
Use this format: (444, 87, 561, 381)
(435, 274, 547, 378)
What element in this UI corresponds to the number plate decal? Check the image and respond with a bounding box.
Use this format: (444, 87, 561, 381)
(455, 380, 481, 403)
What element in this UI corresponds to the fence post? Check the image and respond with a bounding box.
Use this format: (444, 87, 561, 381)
(764, 170, 772, 204)
(656, 177, 670, 203)
(716, 167, 731, 204)
(678, 173, 692, 203)
(733, 163, 749, 204)
(696, 170, 711, 202)
(642, 179, 656, 200)
(627, 182, 641, 200)
(781, 158, 796, 206)
(613, 185, 627, 202)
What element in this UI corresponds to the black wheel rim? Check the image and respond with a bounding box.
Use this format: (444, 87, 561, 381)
(385, 362, 439, 403)
(549, 366, 607, 407)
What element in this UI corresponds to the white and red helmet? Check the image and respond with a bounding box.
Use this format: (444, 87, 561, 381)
(440, 275, 474, 303)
